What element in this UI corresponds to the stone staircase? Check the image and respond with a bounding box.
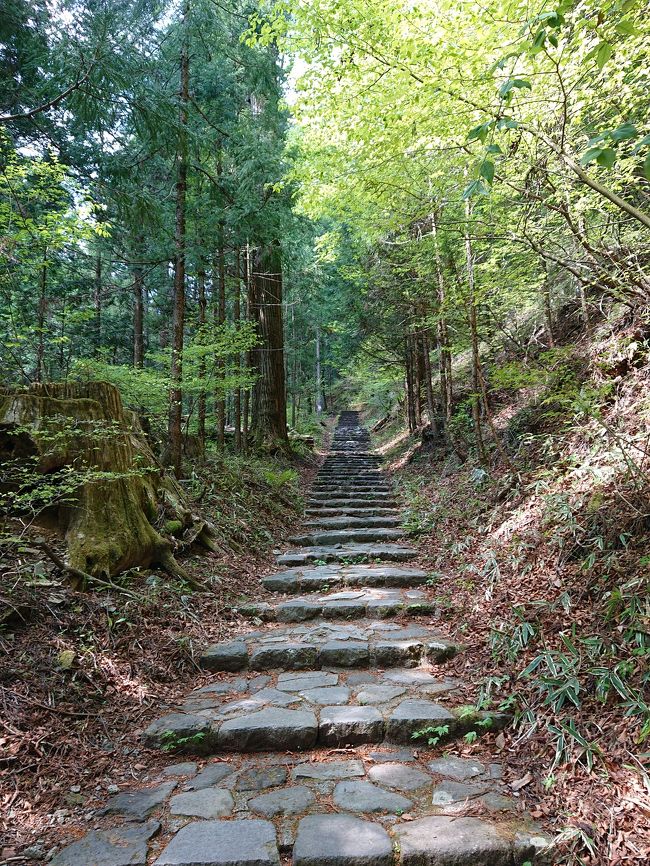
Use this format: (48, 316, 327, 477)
(51, 411, 552, 866)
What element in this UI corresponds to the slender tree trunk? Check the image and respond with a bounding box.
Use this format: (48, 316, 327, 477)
(290, 304, 297, 429)
(197, 262, 207, 452)
(405, 337, 417, 433)
(133, 246, 145, 368)
(167, 0, 189, 479)
(431, 211, 454, 429)
(250, 243, 288, 446)
(422, 327, 437, 433)
(315, 325, 323, 415)
(245, 242, 256, 443)
(36, 246, 48, 383)
(541, 258, 554, 347)
(233, 249, 242, 452)
(94, 248, 102, 354)
(464, 197, 488, 465)
(215, 224, 226, 447)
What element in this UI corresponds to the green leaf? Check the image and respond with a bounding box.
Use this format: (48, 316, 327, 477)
(496, 117, 519, 130)
(499, 78, 532, 98)
(615, 18, 640, 36)
(462, 178, 489, 199)
(467, 121, 493, 143)
(596, 42, 613, 70)
(580, 146, 603, 166)
(643, 153, 650, 182)
(596, 148, 616, 168)
(610, 122, 637, 142)
(486, 143, 503, 154)
(480, 160, 495, 184)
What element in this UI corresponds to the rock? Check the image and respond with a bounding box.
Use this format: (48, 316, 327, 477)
(153, 819, 279, 866)
(431, 779, 491, 808)
(200, 641, 248, 672)
(394, 816, 514, 865)
(427, 756, 486, 781)
(218, 708, 317, 751)
(249, 643, 318, 670)
(276, 600, 322, 621)
(248, 786, 315, 817)
(142, 714, 215, 753)
(319, 640, 370, 667)
(100, 782, 176, 821)
(293, 814, 392, 866)
(333, 780, 412, 814)
(319, 706, 384, 746)
(51, 820, 159, 866)
(386, 700, 456, 745)
(356, 685, 406, 705)
(277, 671, 338, 691)
(481, 792, 518, 812)
(193, 679, 248, 696)
(162, 763, 198, 778)
(368, 763, 432, 792)
(291, 760, 365, 781)
(300, 686, 350, 705)
(234, 766, 288, 791)
(169, 788, 234, 818)
(183, 763, 233, 790)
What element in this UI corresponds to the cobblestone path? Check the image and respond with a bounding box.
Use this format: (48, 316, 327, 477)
(52, 411, 551, 866)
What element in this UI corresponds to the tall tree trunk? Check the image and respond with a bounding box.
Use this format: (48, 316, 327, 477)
(464, 197, 488, 465)
(250, 243, 288, 446)
(431, 210, 453, 434)
(422, 327, 437, 433)
(233, 248, 242, 452)
(245, 242, 256, 444)
(167, 0, 189, 479)
(94, 248, 102, 354)
(133, 243, 145, 368)
(215, 223, 226, 447)
(405, 337, 417, 434)
(541, 258, 555, 347)
(36, 245, 47, 383)
(315, 325, 323, 415)
(197, 261, 207, 453)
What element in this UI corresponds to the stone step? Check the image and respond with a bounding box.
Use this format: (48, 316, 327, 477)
(288, 528, 405, 546)
(53, 754, 551, 866)
(304, 515, 402, 529)
(234, 588, 434, 622)
(305, 507, 401, 518)
(262, 564, 429, 592)
(143, 667, 515, 758)
(306, 500, 399, 511)
(199, 621, 457, 673)
(308, 492, 397, 503)
(276, 543, 417, 566)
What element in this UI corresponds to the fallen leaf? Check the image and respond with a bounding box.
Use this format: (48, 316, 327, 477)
(495, 732, 506, 750)
(510, 771, 533, 791)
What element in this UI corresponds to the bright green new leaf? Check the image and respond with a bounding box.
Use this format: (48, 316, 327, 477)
(480, 160, 495, 184)
(596, 42, 613, 70)
(596, 148, 616, 169)
(610, 122, 638, 142)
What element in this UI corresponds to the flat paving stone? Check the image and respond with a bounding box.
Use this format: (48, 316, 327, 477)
(262, 565, 428, 592)
(162, 762, 197, 777)
(234, 766, 288, 791)
(218, 708, 317, 751)
(293, 814, 393, 866)
(333, 779, 412, 813)
(300, 685, 350, 704)
(51, 821, 159, 866)
(394, 816, 515, 865)
(100, 782, 176, 821)
(428, 756, 487, 781)
(319, 705, 384, 745)
(154, 819, 280, 866)
(183, 763, 233, 790)
(248, 785, 315, 817)
(431, 779, 492, 808)
(356, 684, 406, 705)
(368, 763, 432, 792)
(277, 671, 338, 691)
(289, 528, 405, 546)
(169, 787, 234, 818)
(291, 759, 365, 781)
(199, 641, 248, 672)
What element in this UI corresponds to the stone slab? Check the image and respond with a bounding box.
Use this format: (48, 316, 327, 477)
(368, 763, 432, 792)
(248, 785, 315, 817)
(169, 787, 234, 818)
(386, 700, 456, 745)
(154, 819, 280, 866)
(291, 759, 365, 781)
(319, 705, 384, 746)
(293, 814, 393, 866)
(427, 756, 487, 781)
(100, 782, 176, 821)
(51, 821, 159, 866)
(333, 779, 412, 814)
(395, 816, 514, 865)
(183, 763, 234, 790)
(217, 708, 317, 751)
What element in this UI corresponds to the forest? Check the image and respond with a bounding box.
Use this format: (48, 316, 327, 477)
(1, 0, 649, 864)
